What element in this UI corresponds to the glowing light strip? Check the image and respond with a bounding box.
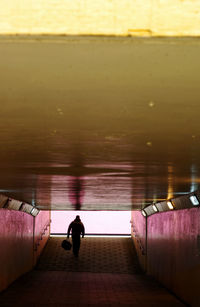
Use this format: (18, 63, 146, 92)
(167, 201, 174, 210)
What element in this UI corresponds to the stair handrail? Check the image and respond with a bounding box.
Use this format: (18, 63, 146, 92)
(34, 221, 51, 251)
(130, 220, 146, 255)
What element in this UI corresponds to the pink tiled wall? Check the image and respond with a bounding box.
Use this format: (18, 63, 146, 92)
(0, 209, 50, 292)
(132, 207, 200, 306)
(0, 209, 34, 291)
(147, 208, 200, 307)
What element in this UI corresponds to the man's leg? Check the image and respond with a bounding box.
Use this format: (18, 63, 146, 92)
(72, 235, 80, 256)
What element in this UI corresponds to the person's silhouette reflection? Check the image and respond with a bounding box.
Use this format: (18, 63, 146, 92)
(67, 215, 85, 257)
(68, 177, 84, 210)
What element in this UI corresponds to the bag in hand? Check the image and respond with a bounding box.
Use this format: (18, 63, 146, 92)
(61, 239, 72, 250)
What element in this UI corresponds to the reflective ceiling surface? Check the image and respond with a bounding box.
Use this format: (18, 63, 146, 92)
(0, 36, 200, 210)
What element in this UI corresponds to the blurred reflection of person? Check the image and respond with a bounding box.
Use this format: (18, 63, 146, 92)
(67, 215, 85, 257)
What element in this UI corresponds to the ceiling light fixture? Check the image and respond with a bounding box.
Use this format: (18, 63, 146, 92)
(141, 209, 147, 217)
(189, 195, 200, 206)
(30, 207, 39, 216)
(152, 204, 158, 212)
(30, 208, 35, 215)
(167, 200, 174, 210)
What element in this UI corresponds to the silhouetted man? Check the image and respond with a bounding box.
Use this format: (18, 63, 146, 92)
(67, 215, 85, 257)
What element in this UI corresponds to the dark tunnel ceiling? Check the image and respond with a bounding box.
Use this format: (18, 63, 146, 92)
(0, 36, 200, 211)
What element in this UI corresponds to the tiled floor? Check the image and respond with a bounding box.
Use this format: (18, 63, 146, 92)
(0, 236, 186, 306)
(36, 236, 141, 274)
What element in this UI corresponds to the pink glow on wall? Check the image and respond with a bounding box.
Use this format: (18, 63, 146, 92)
(51, 211, 131, 234)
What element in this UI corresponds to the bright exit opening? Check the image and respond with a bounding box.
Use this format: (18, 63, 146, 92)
(51, 211, 131, 235)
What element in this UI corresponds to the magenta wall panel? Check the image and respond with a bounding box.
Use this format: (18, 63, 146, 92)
(0, 209, 34, 292)
(0, 209, 51, 292)
(147, 208, 200, 306)
(132, 207, 200, 306)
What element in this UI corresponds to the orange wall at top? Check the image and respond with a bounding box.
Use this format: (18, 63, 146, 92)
(0, 0, 200, 36)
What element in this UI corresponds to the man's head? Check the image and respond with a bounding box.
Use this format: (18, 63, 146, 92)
(75, 215, 80, 221)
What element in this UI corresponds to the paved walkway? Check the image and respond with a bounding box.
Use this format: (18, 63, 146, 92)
(37, 236, 141, 274)
(0, 236, 185, 306)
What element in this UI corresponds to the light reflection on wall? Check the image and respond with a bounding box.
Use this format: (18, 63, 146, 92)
(50, 175, 71, 208)
(167, 163, 174, 199)
(190, 164, 198, 193)
(51, 211, 131, 234)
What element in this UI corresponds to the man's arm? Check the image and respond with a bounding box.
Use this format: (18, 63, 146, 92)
(81, 223, 85, 238)
(67, 222, 73, 238)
